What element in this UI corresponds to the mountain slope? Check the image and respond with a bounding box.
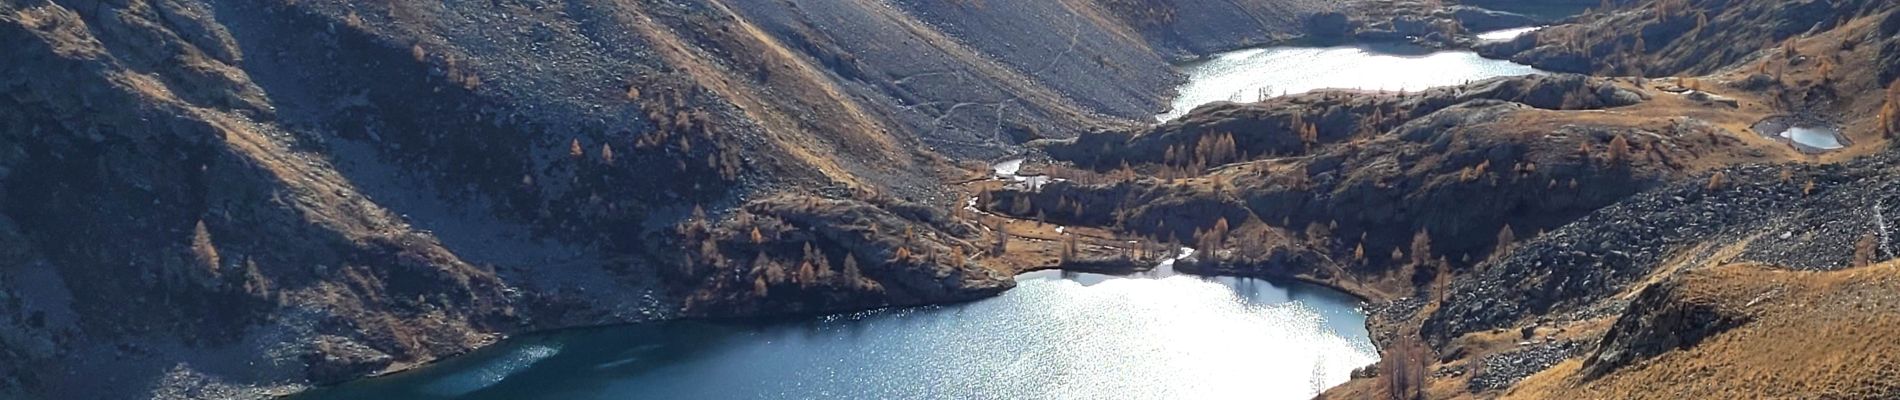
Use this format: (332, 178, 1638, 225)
(0, 0, 1347, 397)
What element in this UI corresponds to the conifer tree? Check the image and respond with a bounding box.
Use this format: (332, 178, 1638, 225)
(1410, 229, 1433, 266)
(1494, 225, 1516, 262)
(1608, 135, 1630, 165)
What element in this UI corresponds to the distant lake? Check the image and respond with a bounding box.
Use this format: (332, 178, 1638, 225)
(1160, 41, 1544, 121)
(295, 262, 1376, 400)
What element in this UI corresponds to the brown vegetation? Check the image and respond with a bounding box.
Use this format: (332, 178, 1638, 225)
(1380, 334, 1430, 400)
(1509, 262, 1900, 399)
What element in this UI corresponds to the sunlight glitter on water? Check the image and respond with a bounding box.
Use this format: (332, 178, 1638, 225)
(1159, 44, 1542, 121)
(297, 265, 1375, 400)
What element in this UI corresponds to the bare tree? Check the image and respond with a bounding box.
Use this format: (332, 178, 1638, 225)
(1379, 334, 1429, 400)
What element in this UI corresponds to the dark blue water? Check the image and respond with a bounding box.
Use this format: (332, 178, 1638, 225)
(296, 263, 1375, 400)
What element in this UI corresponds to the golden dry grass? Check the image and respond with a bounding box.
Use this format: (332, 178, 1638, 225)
(615, 0, 880, 189)
(1506, 261, 1900, 399)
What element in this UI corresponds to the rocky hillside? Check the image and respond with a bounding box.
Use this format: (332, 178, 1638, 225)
(5, 0, 1895, 398)
(1308, 0, 1900, 398)
(0, 0, 1384, 398)
(965, 0, 1900, 398)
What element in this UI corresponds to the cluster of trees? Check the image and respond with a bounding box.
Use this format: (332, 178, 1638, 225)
(673, 206, 880, 302)
(1158, 132, 1241, 179)
(568, 139, 619, 166)
(1648, 0, 1695, 20)
(180, 220, 269, 297)
(627, 84, 744, 181)
(409, 43, 481, 91)
(1457, 160, 1492, 183)
(1536, 26, 1590, 55)
(1192, 218, 1232, 262)
(1356, 104, 1411, 138)
(1378, 334, 1430, 400)
(1043, 163, 1140, 185)
(1294, 119, 1321, 151)
(1576, 134, 1633, 167)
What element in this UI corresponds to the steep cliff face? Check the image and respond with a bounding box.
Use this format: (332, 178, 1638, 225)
(0, 0, 1356, 397)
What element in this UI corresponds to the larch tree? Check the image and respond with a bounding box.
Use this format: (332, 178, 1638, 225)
(1061, 234, 1079, 262)
(1410, 229, 1433, 266)
(992, 218, 1010, 254)
(189, 220, 221, 285)
(841, 254, 865, 287)
(1608, 134, 1631, 165)
(1494, 224, 1517, 261)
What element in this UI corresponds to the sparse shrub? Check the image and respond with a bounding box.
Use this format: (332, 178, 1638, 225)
(893, 246, 912, 263)
(1852, 232, 1878, 267)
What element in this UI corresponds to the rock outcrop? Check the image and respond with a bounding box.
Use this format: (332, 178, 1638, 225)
(1580, 277, 1747, 378)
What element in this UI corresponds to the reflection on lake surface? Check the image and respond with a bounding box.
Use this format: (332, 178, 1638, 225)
(1780, 126, 1846, 151)
(296, 266, 1376, 400)
(1477, 26, 1543, 42)
(1160, 43, 1542, 121)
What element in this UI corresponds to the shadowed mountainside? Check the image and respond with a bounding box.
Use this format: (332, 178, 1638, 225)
(0, 0, 1358, 397)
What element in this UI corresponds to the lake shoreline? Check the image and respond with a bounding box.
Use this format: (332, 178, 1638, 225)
(286, 24, 1550, 397)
